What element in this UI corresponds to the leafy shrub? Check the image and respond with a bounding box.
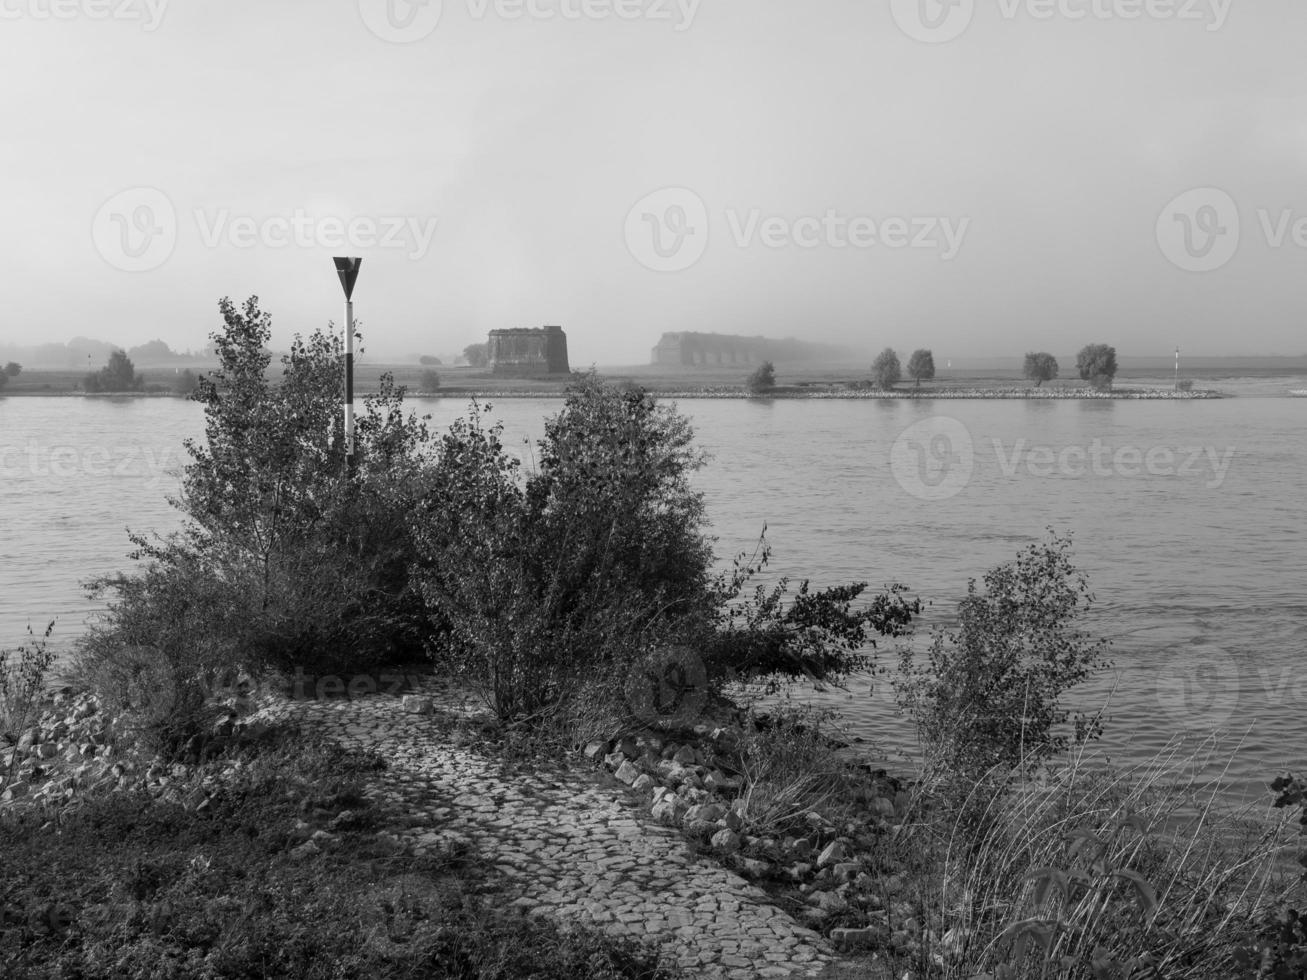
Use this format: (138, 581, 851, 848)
(414, 377, 712, 722)
(1024, 352, 1059, 387)
(1177, 379, 1195, 392)
(76, 297, 438, 755)
(1076, 344, 1118, 388)
(745, 361, 776, 394)
(414, 376, 911, 732)
(896, 531, 1112, 775)
(84, 349, 144, 392)
(872, 347, 901, 389)
(704, 534, 918, 695)
(907, 349, 935, 387)
(420, 368, 441, 391)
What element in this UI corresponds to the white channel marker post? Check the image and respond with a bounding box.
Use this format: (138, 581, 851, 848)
(333, 257, 363, 475)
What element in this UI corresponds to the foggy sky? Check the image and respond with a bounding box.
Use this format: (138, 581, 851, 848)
(3, 0, 1305, 365)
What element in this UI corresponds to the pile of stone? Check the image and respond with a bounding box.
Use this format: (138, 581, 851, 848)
(0, 688, 275, 814)
(582, 725, 926, 949)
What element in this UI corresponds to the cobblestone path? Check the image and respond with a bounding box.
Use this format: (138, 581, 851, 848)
(254, 686, 839, 980)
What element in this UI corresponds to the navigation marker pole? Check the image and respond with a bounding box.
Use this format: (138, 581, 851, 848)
(1175, 346, 1180, 390)
(333, 257, 363, 476)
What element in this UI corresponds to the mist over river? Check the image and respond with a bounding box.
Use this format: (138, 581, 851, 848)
(2, 380, 1304, 800)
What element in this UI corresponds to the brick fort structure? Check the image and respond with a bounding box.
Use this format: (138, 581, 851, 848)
(487, 325, 570, 376)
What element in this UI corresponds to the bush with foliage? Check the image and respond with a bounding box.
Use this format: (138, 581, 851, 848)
(1076, 344, 1118, 390)
(2, 361, 19, 377)
(464, 342, 489, 368)
(75, 297, 438, 756)
(84, 349, 144, 393)
(705, 534, 919, 695)
(420, 368, 441, 392)
(414, 375, 916, 731)
(1024, 351, 1059, 387)
(907, 349, 935, 387)
(896, 531, 1112, 775)
(872, 347, 901, 390)
(745, 361, 776, 394)
(414, 377, 714, 723)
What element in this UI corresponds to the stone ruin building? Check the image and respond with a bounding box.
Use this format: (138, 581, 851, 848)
(487, 325, 570, 376)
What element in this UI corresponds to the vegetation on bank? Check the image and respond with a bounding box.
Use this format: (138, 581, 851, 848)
(0, 296, 1299, 976)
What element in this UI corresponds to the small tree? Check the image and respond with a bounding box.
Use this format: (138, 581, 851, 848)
(0, 372, 7, 393)
(463, 343, 489, 368)
(419, 355, 442, 366)
(906, 349, 935, 387)
(896, 531, 1112, 775)
(1023, 352, 1059, 387)
(871, 348, 901, 390)
(2, 362, 20, 378)
(85, 349, 143, 393)
(419, 369, 441, 392)
(745, 361, 776, 395)
(1076, 344, 1117, 391)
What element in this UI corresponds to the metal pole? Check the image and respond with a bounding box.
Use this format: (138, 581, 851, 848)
(332, 256, 362, 476)
(1175, 346, 1180, 389)
(345, 298, 355, 475)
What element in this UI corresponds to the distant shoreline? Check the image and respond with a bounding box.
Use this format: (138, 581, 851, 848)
(0, 386, 1231, 400)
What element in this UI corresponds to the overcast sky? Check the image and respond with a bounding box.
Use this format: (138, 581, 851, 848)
(3, 0, 1305, 364)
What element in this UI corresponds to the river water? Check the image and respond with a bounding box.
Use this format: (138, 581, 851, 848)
(2, 379, 1304, 799)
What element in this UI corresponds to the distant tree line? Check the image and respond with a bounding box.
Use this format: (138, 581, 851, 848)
(737, 343, 1120, 393)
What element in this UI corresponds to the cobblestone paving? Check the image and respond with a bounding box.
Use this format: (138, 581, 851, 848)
(252, 684, 838, 980)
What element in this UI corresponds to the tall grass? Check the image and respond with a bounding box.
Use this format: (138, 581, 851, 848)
(894, 735, 1300, 979)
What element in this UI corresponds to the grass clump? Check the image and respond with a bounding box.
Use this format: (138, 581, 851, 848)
(0, 736, 682, 980)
